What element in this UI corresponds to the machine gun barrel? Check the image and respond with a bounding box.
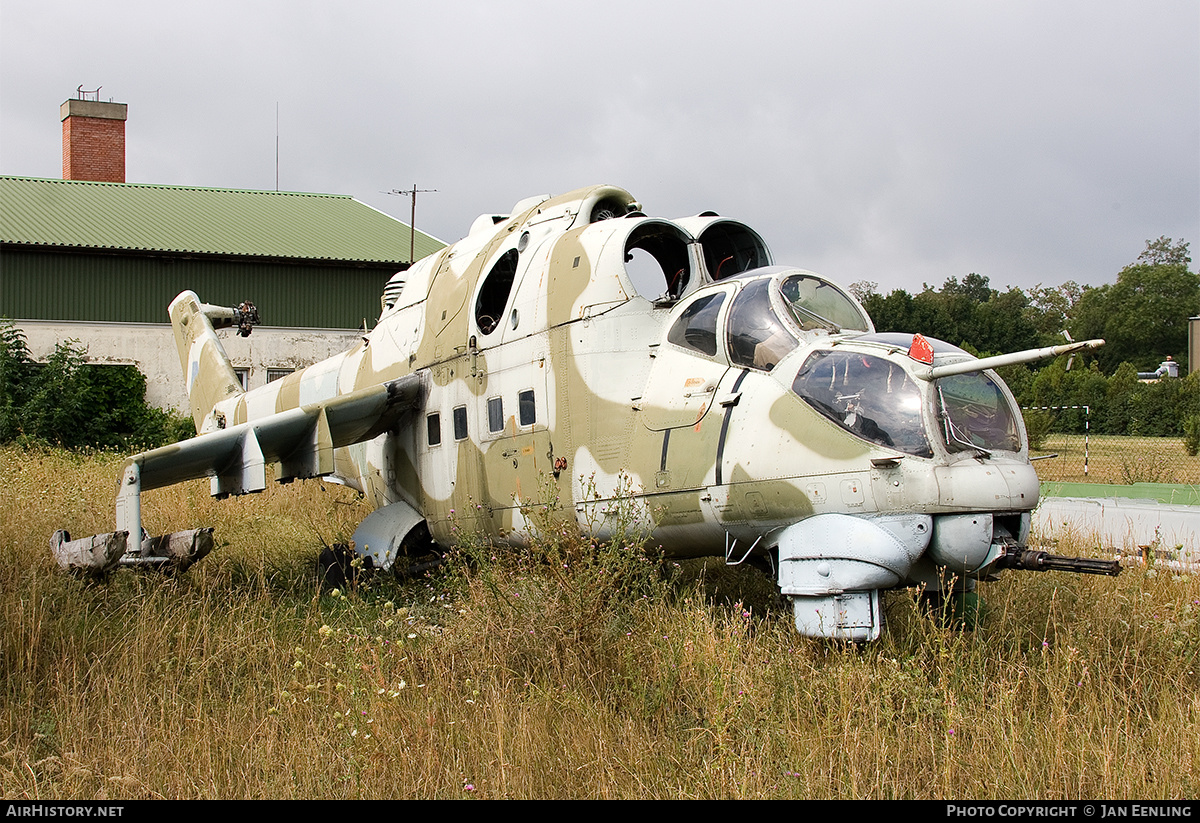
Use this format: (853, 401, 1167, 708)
(915, 339, 1104, 381)
(998, 549, 1121, 576)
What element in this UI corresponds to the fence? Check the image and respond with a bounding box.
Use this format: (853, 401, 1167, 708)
(1022, 405, 1200, 485)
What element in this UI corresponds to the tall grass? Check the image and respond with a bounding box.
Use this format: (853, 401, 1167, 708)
(2, 445, 1197, 799)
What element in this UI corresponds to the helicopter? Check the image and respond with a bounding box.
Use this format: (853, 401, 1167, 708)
(51, 184, 1119, 641)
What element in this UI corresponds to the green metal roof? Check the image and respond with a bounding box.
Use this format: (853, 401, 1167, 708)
(0, 176, 444, 264)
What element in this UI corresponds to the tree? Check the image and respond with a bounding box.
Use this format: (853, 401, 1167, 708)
(1024, 281, 1082, 346)
(1069, 238, 1199, 372)
(1137, 236, 1191, 267)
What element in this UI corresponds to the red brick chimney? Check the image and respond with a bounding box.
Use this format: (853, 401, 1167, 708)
(61, 97, 127, 182)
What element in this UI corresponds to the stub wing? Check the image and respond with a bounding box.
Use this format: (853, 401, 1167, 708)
(52, 373, 425, 575)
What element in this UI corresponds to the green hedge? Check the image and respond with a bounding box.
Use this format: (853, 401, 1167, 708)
(1, 320, 193, 450)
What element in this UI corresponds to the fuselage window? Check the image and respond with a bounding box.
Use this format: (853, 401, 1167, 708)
(518, 389, 536, 426)
(427, 413, 441, 447)
(453, 406, 468, 441)
(487, 396, 504, 433)
(667, 292, 725, 357)
(476, 248, 520, 335)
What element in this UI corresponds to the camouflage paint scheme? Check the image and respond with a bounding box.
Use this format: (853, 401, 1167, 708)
(60, 185, 1100, 641)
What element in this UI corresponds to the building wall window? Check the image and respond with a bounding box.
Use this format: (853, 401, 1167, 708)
(267, 368, 293, 383)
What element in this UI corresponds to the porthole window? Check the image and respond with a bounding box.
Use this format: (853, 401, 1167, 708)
(427, 413, 441, 446)
(453, 406, 468, 441)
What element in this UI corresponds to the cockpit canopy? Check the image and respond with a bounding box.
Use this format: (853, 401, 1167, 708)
(790, 334, 1024, 458)
(667, 268, 873, 370)
(792, 349, 932, 457)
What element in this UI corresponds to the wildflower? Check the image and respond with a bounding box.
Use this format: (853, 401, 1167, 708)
(319, 625, 334, 639)
(330, 588, 341, 598)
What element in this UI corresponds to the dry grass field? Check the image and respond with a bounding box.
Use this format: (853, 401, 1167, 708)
(2, 445, 1197, 799)
(1031, 434, 1200, 486)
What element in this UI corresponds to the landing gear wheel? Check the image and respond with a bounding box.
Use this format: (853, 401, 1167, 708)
(391, 522, 444, 580)
(920, 590, 983, 630)
(318, 542, 374, 588)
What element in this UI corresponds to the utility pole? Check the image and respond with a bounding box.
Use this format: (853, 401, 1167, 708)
(387, 185, 437, 263)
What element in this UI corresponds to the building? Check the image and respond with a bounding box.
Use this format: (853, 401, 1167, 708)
(0, 95, 443, 409)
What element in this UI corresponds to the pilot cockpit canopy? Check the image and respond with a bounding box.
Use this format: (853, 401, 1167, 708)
(725, 269, 871, 371)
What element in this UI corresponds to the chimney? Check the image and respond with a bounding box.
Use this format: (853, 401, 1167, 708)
(61, 95, 127, 183)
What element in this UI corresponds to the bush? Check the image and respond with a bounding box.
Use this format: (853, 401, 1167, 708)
(1021, 409, 1053, 451)
(1185, 415, 1200, 457)
(0, 319, 193, 450)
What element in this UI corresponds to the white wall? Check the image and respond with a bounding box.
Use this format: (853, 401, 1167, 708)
(17, 320, 362, 411)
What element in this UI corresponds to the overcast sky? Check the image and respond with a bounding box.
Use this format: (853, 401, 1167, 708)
(2, 0, 1197, 296)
